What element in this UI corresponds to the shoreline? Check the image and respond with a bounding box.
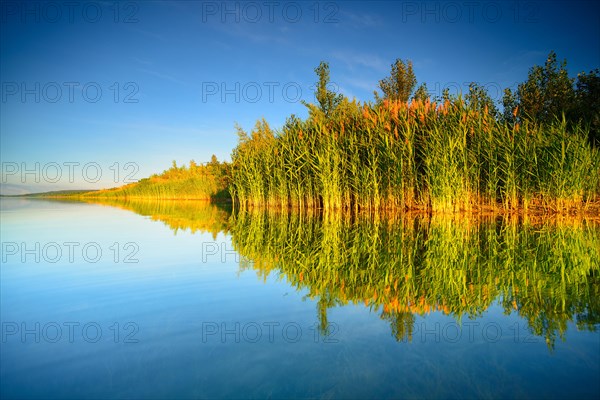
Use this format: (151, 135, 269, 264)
(6, 194, 599, 219)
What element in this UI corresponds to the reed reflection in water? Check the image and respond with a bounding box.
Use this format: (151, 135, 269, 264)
(87, 198, 600, 349)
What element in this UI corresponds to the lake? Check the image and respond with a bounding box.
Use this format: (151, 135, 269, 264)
(1, 198, 599, 399)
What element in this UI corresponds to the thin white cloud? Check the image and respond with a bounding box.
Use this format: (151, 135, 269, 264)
(331, 51, 388, 73)
(137, 68, 187, 85)
(200, 14, 295, 47)
(128, 27, 168, 42)
(131, 57, 153, 66)
(343, 76, 379, 92)
(220, 23, 290, 45)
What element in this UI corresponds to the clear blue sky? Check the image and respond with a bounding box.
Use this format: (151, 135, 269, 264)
(1, 0, 598, 193)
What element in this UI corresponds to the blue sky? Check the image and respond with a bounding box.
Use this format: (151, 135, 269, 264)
(1, 0, 599, 193)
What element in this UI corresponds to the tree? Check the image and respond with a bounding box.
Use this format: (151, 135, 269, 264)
(505, 51, 598, 145)
(378, 58, 417, 102)
(516, 51, 575, 123)
(310, 61, 343, 118)
(441, 87, 451, 103)
(502, 88, 519, 125)
(574, 69, 600, 145)
(465, 82, 498, 117)
(412, 83, 430, 102)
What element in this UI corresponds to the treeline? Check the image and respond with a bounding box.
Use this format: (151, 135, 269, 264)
(231, 52, 600, 213)
(81, 156, 231, 200)
(502, 51, 600, 145)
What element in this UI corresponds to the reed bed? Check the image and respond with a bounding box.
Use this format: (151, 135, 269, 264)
(81, 160, 231, 201)
(231, 98, 600, 213)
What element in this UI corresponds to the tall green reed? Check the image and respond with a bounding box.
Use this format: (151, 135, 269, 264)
(231, 97, 599, 213)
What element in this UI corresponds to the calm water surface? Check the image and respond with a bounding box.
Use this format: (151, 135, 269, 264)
(1, 198, 599, 399)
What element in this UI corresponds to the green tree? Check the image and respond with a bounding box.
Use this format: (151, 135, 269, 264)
(574, 69, 600, 145)
(465, 82, 498, 117)
(502, 88, 519, 125)
(412, 83, 430, 102)
(440, 87, 451, 103)
(516, 51, 575, 123)
(378, 58, 417, 102)
(309, 61, 343, 118)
